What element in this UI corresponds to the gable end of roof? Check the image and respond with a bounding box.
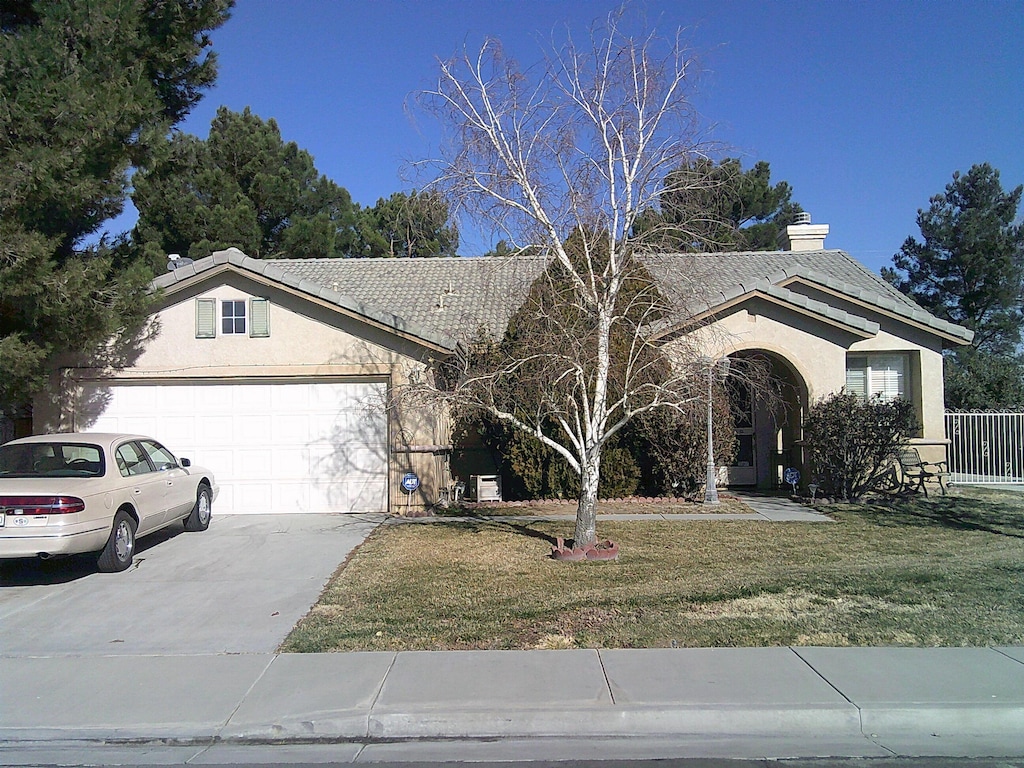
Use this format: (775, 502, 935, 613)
(150, 249, 458, 351)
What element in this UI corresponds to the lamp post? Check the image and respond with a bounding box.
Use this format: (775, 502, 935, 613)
(703, 356, 731, 505)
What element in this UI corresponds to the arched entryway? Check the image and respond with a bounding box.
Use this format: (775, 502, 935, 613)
(723, 350, 808, 490)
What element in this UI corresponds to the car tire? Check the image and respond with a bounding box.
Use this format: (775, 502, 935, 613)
(97, 510, 136, 572)
(184, 484, 212, 532)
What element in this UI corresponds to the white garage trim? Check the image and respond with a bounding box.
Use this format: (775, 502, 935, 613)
(75, 379, 389, 514)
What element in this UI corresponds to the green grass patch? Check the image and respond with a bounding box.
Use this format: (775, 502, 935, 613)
(281, 488, 1024, 652)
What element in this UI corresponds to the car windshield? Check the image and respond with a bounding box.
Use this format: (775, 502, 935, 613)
(0, 443, 105, 478)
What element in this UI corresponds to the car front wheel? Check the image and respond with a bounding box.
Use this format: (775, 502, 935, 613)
(97, 510, 136, 572)
(184, 484, 212, 532)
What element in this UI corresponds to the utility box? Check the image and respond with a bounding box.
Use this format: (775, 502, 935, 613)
(471, 474, 502, 502)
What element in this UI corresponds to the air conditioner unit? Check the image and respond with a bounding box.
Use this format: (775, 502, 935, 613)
(471, 474, 502, 502)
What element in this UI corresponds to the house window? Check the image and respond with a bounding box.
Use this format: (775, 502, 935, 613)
(846, 353, 906, 401)
(222, 300, 246, 335)
(195, 298, 270, 338)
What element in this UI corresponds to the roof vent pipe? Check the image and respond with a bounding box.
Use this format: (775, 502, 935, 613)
(793, 211, 812, 225)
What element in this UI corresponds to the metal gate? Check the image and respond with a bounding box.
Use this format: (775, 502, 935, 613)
(945, 411, 1024, 484)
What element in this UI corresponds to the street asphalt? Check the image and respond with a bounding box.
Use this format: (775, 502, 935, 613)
(1, 498, 1022, 764)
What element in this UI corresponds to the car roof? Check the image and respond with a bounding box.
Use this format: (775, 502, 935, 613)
(2, 433, 154, 448)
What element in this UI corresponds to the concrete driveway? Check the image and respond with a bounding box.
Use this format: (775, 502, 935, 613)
(0, 513, 383, 656)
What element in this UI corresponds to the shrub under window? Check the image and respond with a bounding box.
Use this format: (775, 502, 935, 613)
(803, 391, 917, 501)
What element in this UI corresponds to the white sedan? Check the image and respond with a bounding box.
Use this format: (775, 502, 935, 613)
(0, 433, 218, 572)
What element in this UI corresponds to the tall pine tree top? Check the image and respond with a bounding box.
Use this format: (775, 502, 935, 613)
(883, 163, 1024, 355)
(0, 0, 231, 416)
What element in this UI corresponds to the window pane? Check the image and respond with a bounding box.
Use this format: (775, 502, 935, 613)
(846, 354, 906, 402)
(221, 300, 246, 335)
(870, 355, 905, 401)
(140, 440, 178, 471)
(116, 442, 152, 476)
(845, 357, 868, 398)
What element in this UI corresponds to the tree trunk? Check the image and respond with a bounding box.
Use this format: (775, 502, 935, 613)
(573, 452, 600, 547)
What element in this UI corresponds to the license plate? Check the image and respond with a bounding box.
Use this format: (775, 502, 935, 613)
(0, 513, 4, 527)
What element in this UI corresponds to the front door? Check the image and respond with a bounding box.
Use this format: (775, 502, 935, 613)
(726, 377, 756, 485)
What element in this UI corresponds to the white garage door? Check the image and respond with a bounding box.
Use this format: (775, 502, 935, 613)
(80, 380, 389, 514)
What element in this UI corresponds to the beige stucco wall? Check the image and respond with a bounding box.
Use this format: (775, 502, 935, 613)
(38, 271, 449, 514)
(673, 295, 952, 469)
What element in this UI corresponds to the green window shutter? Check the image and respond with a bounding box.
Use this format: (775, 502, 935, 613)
(249, 297, 270, 337)
(196, 299, 216, 339)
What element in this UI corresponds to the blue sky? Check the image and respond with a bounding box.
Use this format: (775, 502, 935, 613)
(134, 0, 1023, 275)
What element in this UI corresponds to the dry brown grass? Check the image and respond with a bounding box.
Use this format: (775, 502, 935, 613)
(282, 488, 1024, 652)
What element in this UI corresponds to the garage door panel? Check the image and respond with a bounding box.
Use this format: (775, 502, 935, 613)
(195, 448, 235, 476)
(234, 384, 273, 408)
(310, 445, 387, 477)
(349, 479, 388, 511)
(198, 386, 234, 409)
(216, 485, 236, 513)
(272, 413, 312, 443)
(114, 386, 159, 410)
(121, 416, 162, 435)
(235, 415, 274, 443)
(161, 387, 195, 410)
(273, 482, 311, 513)
(237, 448, 274, 479)
(235, 482, 276, 513)
(343, 446, 389, 474)
(272, 384, 312, 412)
(160, 416, 198, 446)
(312, 480, 384, 514)
(78, 380, 389, 514)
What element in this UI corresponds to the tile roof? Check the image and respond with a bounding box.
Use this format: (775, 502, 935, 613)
(151, 247, 973, 349)
(640, 250, 974, 343)
(152, 248, 550, 351)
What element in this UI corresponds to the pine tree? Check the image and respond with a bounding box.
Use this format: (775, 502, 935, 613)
(357, 191, 459, 258)
(133, 107, 364, 261)
(883, 163, 1024, 409)
(636, 158, 803, 251)
(0, 0, 231, 418)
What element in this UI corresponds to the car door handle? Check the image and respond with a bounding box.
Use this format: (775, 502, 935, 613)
(133, 488, 142, 495)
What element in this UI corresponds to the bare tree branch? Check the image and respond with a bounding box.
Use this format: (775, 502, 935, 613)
(410, 8, 729, 547)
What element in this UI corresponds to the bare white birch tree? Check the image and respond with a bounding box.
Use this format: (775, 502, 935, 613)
(418, 10, 726, 549)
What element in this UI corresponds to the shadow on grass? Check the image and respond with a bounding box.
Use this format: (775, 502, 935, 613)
(857, 492, 1024, 539)
(441, 509, 562, 547)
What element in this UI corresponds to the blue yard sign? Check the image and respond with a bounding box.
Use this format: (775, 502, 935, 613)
(783, 467, 800, 493)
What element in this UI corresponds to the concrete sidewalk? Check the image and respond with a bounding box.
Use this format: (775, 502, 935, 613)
(2, 646, 1023, 762)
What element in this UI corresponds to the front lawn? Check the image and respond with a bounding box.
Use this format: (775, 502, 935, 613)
(281, 488, 1024, 652)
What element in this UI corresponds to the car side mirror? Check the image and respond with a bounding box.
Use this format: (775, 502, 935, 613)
(180, 458, 191, 468)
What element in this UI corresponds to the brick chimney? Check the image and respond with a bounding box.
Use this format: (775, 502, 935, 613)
(783, 212, 829, 251)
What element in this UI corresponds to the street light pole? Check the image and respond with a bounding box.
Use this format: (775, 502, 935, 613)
(704, 361, 718, 505)
(704, 356, 730, 505)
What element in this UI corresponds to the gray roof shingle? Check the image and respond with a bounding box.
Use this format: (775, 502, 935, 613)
(267, 254, 549, 343)
(152, 247, 973, 349)
(640, 250, 973, 343)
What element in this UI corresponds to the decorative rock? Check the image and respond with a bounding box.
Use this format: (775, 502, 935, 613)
(551, 537, 620, 561)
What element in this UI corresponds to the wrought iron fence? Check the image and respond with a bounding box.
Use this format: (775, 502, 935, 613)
(945, 411, 1024, 484)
